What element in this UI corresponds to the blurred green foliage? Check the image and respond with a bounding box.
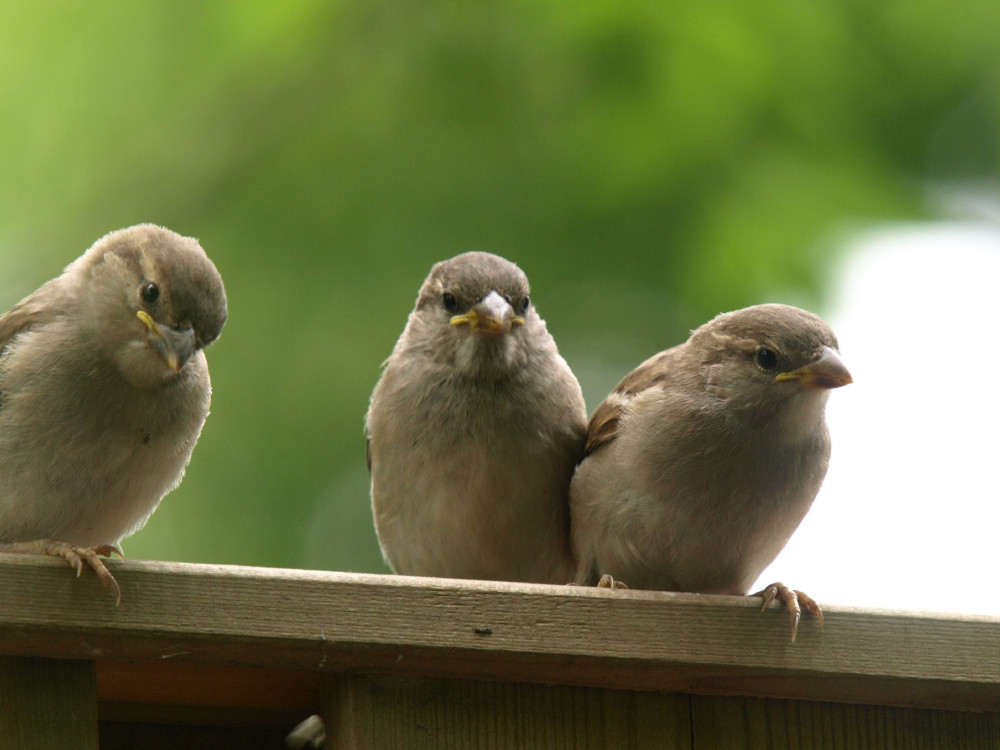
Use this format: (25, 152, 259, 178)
(1, 1, 997, 572)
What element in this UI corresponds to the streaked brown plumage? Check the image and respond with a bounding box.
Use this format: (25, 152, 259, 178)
(367, 252, 586, 583)
(570, 304, 851, 639)
(0, 224, 227, 603)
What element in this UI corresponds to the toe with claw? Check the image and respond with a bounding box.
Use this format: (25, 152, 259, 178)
(751, 581, 823, 642)
(597, 574, 629, 590)
(2, 539, 124, 606)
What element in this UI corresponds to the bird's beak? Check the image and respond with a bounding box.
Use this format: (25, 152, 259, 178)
(136, 311, 196, 373)
(449, 290, 525, 336)
(775, 345, 853, 389)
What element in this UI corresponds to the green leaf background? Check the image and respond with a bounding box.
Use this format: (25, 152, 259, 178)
(1, 1, 996, 573)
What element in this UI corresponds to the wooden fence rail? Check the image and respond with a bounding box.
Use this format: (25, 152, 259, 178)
(0, 555, 997, 748)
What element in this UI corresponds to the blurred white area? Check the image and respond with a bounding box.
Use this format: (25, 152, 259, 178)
(757, 222, 1000, 616)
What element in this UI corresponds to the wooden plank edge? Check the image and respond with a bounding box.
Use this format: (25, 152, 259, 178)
(0, 555, 996, 713)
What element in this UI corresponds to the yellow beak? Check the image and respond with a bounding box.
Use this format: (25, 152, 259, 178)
(775, 345, 853, 389)
(137, 310, 196, 373)
(449, 290, 525, 335)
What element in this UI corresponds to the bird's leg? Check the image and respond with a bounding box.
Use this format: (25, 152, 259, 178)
(751, 581, 823, 642)
(597, 573, 629, 590)
(0, 540, 124, 606)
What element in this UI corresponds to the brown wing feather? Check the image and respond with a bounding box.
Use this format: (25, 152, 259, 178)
(0, 282, 60, 354)
(583, 348, 681, 456)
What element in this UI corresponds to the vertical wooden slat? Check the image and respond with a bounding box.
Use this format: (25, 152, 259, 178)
(324, 674, 692, 749)
(0, 656, 98, 750)
(323, 674, 372, 750)
(691, 694, 1000, 749)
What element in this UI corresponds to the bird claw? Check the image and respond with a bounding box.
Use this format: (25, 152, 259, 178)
(597, 574, 629, 590)
(81, 548, 123, 607)
(751, 581, 822, 642)
(42, 541, 123, 606)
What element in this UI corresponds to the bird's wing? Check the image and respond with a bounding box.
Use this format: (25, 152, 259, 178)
(0, 282, 59, 354)
(584, 348, 679, 456)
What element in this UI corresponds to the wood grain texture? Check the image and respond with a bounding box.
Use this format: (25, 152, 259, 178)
(324, 675, 692, 750)
(691, 694, 1000, 749)
(0, 656, 98, 750)
(0, 554, 997, 713)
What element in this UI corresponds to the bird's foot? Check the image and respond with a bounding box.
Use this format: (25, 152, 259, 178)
(751, 581, 822, 642)
(54, 543, 124, 606)
(597, 574, 629, 590)
(0, 539, 124, 606)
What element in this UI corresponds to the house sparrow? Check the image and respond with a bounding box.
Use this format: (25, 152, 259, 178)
(366, 252, 587, 583)
(0, 224, 227, 604)
(570, 304, 852, 640)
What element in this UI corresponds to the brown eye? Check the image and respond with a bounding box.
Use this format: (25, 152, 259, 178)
(756, 347, 778, 370)
(442, 292, 458, 311)
(141, 282, 160, 304)
(520, 296, 530, 314)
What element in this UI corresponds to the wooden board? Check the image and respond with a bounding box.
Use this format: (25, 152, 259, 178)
(325, 676, 692, 749)
(0, 657, 98, 750)
(0, 554, 997, 715)
(689, 695, 1000, 749)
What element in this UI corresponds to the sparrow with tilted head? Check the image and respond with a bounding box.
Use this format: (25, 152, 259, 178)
(366, 252, 587, 583)
(0, 224, 227, 603)
(570, 304, 852, 640)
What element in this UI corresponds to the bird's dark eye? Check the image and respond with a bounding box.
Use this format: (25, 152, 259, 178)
(520, 296, 530, 314)
(442, 292, 458, 311)
(141, 282, 160, 304)
(756, 347, 778, 370)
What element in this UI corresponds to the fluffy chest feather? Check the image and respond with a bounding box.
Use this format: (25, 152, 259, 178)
(0, 326, 211, 545)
